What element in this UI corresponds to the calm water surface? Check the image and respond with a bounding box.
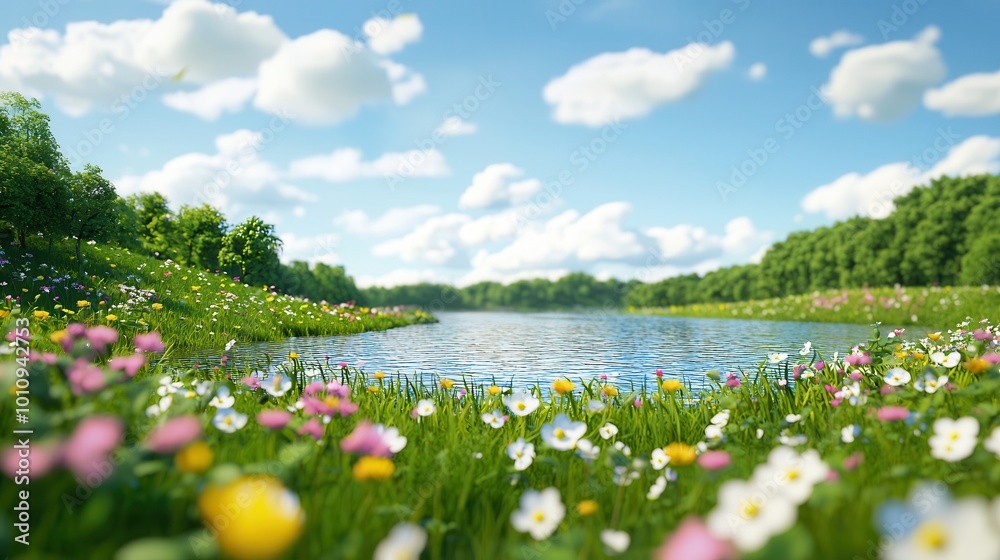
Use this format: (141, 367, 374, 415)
(177, 312, 878, 390)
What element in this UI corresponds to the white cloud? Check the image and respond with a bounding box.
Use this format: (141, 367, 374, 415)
(335, 205, 442, 236)
(356, 268, 455, 288)
(372, 213, 472, 265)
(809, 30, 864, 57)
(543, 41, 734, 126)
(436, 116, 477, 137)
(801, 135, 1000, 220)
(280, 232, 341, 265)
(747, 62, 767, 81)
(458, 210, 523, 246)
(646, 217, 771, 267)
(459, 164, 542, 209)
(457, 268, 571, 288)
(363, 14, 422, 55)
(924, 70, 1000, 116)
(161, 77, 258, 120)
(824, 26, 945, 121)
(289, 147, 448, 182)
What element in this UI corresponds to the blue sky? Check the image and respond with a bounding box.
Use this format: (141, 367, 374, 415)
(2, 0, 999, 286)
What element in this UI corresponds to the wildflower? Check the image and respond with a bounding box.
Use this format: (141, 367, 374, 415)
(133, 332, 166, 353)
(613, 441, 631, 457)
(697, 450, 731, 470)
(374, 522, 427, 560)
(877, 406, 911, 422)
(1, 440, 60, 480)
(662, 379, 683, 392)
(507, 438, 536, 471)
(62, 416, 123, 479)
(353, 456, 395, 481)
(67, 361, 107, 395)
(983, 427, 1000, 459)
(799, 341, 812, 355)
(914, 372, 948, 394)
(929, 417, 979, 462)
(601, 384, 618, 397)
(151, 303, 164, 310)
(264, 374, 292, 397)
(662, 443, 697, 466)
(32, 310, 50, 321)
(785, 414, 802, 423)
(930, 351, 961, 368)
(198, 475, 304, 560)
(209, 387, 236, 408)
(341, 421, 392, 457)
(298, 418, 324, 440)
(587, 400, 606, 413)
(551, 378, 575, 395)
(878, 488, 1000, 560)
(105, 314, 118, 323)
(257, 409, 292, 430)
(705, 424, 723, 441)
(503, 390, 540, 416)
(841, 425, 859, 443)
(576, 499, 598, 516)
(415, 399, 436, 417)
(76, 300, 90, 308)
(964, 358, 989, 374)
(767, 352, 788, 364)
(724, 373, 741, 388)
(374, 424, 408, 454)
(86, 326, 119, 354)
(710, 410, 731, 427)
(656, 517, 735, 560)
(756, 446, 828, 504)
(510, 488, 565, 541)
(884, 367, 911, 386)
(241, 375, 261, 390)
(288, 352, 299, 360)
(599, 423, 619, 440)
(108, 353, 147, 378)
(927, 332, 942, 341)
(144, 416, 202, 454)
(212, 408, 248, 433)
(706, 478, 797, 552)
(650, 448, 671, 470)
(601, 530, 630, 555)
(175, 441, 214, 473)
(481, 409, 506, 429)
(647, 476, 668, 500)
(778, 430, 808, 446)
(0, 310, 8, 319)
(541, 414, 587, 450)
(375, 371, 387, 380)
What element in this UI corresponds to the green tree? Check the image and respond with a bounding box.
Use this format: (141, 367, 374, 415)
(64, 165, 119, 275)
(959, 233, 1000, 286)
(127, 192, 178, 258)
(219, 216, 283, 285)
(176, 204, 228, 270)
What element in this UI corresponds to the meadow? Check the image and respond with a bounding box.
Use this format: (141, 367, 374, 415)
(2, 304, 1000, 558)
(633, 285, 1000, 330)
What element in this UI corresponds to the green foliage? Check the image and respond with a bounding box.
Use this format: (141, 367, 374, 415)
(127, 192, 178, 259)
(960, 233, 1000, 286)
(219, 216, 283, 285)
(176, 204, 227, 271)
(277, 261, 361, 304)
(64, 164, 120, 273)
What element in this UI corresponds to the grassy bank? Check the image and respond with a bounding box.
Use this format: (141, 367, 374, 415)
(0, 240, 434, 352)
(2, 313, 1000, 559)
(633, 285, 1000, 329)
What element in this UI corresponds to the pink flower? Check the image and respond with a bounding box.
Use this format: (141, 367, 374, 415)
(655, 517, 735, 560)
(974, 329, 993, 341)
(85, 326, 119, 354)
(257, 410, 292, 430)
(133, 332, 166, 353)
(68, 360, 108, 395)
(1, 439, 61, 480)
(984, 353, 1000, 365)
(814, 361, 826, 372)
(29, 352, 59, 365)
(877, 406, 909, 422)
(633, 398, 643, 407)
(845, 353, 872, 366)
(67, 323, 87, 338)
(880, 385, 897, 396)
(696, 450, 731, 470)
(848, 372, 863, 381)
(240, 375, 261, 389)
(144, 416, 202, 454)
(298, 418, 324, 440)
(340, 421, 392, 457)
(844, 452, 864, 471)
(724, 374, 740, 388)
(109, 354, 147, 378)
(831, 398, 843, 407)
(338, 362, 348, 368)
(326, 380, 349, 398)
(656, 369, 664, 377)
(824, 384, 837, 394)
(303, 381, 325, 396)
(62, 416, 123, 479)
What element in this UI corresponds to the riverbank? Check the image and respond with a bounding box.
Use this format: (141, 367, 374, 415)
(631, 285, 1000, 329)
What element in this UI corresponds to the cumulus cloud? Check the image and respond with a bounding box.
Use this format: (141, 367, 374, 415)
(436, 116, 477, 137)
(801, 135, 1000, 220)
(809, 30, 864, 57)
(161, 77, 258, 120)
(335, 205, 442, 236)
(288, 147, 448, 182)
(457, 210, 523, 246)
(458, 164, 542, 209)
(824, 26, 945, 121)
(543, 41, 734, 126)
(372, 214, 472, 265)
(363, 14, 422, 55)
(646, 217, 771, 268)
(279, 232, 341, 266)
(747, 62, 767, 81)
(924, 70, 1000, 116)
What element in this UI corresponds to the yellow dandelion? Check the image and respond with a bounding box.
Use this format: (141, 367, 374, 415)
(352, 456, 395, 482)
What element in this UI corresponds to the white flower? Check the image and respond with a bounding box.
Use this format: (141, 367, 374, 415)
(481, 409, 506, 429)
(930, 351, 962, 368)
(209, 386, 235, 409)
(507, 438, 535, 471)
(650, 448, 670, 470)
(600, 529, 630, 555)
(212, 408, 248, 433)
(754, 446, 829, 505)
(799, 341, 812, 356)
(710, 410, 731, 427)
(838, 382, 866, 406)
(705, 424, 723, 441)
(156, 376, 182, 397)
(374, 424, 408, 454)
(778, 430, 807, 446)
(841, 425, 858, 443)
(613, 441, 631, 456)
(415, 399, 436, 417)
(785, 414, 801, 423)
(884, 368, 912, 387)
(914, 373, 949, 394)
(756, 428, 764, 439)
(706, 479, 798, 552)
(587, 400, 606, 413)
(224, 339, 236, 352)
(887, 497, 1000, 560)
(576, 438, 600, 462)
(540, 414, 587, 451)
(599, 423, 619, 440)
(510, 488, 565, 541)
(613, 465, 640, 486)
(303, 368, 323, 378)
(374, 522, 427, 560)
(647, 476, 667, 500)
(929, 417, 979, 462)
(503, 391, 540, 417)
(194, 381, 212, 396)
(768, 352, 788, 364)
(984, 426, 1000, 459)
(264, 373, 292, 397)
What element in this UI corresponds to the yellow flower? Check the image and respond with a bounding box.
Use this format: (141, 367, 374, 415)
(367, 385, 379, 394)
(965, 358, 989, 375)
(198, 475, 304, 560)
(32, 310, 50, 321)
(927, 332, 942, 341)
(374, 371, 386, 380)
(175, 442, 213, 473)
(487, 385, 501, 396)
(266, 296, 275, 303)
(552, 378, 575, 395)
(182, 276, 188, 281)
(576, 500, 599, 516)
(77, 300, 91, 308)
(49, 330, 68, 344)
(105, 314, 118, 323)
(288, 352, 299, 360)
(191, 286, 201, 291)
(662, 379, 683, 393)
(352, 456, 395, 482)
(894, 351, 909, 360)
(439, 379, 454, 390)
(99, 301, 106, 306)
(601, 384, 619, 397)
(62, 309, 75, 315)
(662, 443, 697, 466)
(152, 303, 164, 311)
(0, 310, 8, 319)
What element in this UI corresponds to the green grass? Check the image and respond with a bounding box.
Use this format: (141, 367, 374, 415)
(632, 285, 1000, 329)
(0, 239, 434, 352)
(2, 314, 1000, 559)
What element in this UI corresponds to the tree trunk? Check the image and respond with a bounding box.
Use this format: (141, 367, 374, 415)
(76, 238, 83, 278)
